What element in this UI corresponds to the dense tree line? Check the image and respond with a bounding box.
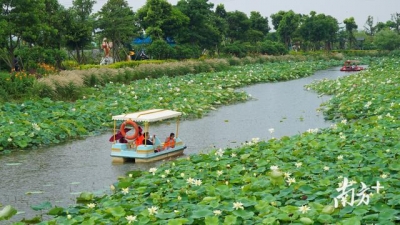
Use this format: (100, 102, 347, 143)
(1, 0, 400, 70)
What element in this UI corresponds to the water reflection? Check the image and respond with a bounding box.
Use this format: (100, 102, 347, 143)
(0, 66, 354, 222)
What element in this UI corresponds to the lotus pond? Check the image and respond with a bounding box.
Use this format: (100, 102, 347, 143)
(30, 57, 398, 225)
(0, 59, 343, 153)
(2, 57, 400, 224)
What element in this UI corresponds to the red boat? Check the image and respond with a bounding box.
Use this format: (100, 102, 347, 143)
(340, 60, 363, 71)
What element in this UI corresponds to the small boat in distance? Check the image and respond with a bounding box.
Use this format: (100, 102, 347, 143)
(340, 60, 364, 72)
(110, 109, 186, 163)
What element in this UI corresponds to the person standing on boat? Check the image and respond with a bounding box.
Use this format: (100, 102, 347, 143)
(163, 133, 175, 150)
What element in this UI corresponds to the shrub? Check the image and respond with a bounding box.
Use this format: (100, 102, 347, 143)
(0, 71, 36, 100)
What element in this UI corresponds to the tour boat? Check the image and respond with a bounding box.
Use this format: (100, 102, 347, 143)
(340, 60, 364, 71)
(110, 109, 186, 163)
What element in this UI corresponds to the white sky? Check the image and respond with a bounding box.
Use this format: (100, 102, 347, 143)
(60, 0, 399, 29)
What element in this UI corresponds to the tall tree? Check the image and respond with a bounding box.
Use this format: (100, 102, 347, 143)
(298, 11, 339, 50)
(249, 11, 270, 35)
(64, 0, 95, 64)
(176, 0, 220, 49)
(225, 10, 251, 42)
(0, 0, 44, 69)
(343, 17, 358, 49)
(276, 10, 301, 48)
(364, 15, 375, 36)
(136, 0, 188, 40)
(390, 12, 400, 34)
(96, 0, 137, 62)
(270, 10, 286, 31)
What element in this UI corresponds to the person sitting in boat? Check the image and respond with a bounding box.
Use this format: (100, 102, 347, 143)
(142, 132, 155, 145)
(135, 126, 144, 146)
(163, 133, 175, 150)
(119, 137, 128, 143)
(351, 64, 356, 69)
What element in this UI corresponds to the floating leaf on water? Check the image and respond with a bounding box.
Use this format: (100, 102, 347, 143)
(43, 184, 54, 187)
(31, 202, 52, 211)
(70, 182, 80, 185)
(25, 191, 44, 195)
(5, 163, 22, 166)
(224, 120, 229, 122)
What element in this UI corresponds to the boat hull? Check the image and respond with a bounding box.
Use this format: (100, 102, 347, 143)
(111, 142, 186, 163)
(340, 66, 363, 71)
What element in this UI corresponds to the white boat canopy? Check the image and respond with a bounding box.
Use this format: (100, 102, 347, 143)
(112, 109, 182, 122)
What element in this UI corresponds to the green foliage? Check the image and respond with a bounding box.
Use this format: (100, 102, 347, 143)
(374, 29, 400, 50)
(146, 40, 176, 60)
(173, 44, 202, 59)
(259, 40, 288, 55)
(15, 46, 66, 72)
(62, 60, 80, 70)
(0, 71, 36, 101)
(53, 81, 82, 101)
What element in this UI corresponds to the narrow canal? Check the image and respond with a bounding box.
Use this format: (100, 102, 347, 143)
(0, 66, 351, 223)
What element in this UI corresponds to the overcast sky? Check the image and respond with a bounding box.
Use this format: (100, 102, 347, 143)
(60, 0, 399, 28)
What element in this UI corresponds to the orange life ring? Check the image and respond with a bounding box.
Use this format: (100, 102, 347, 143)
(120, 120, 139, 140)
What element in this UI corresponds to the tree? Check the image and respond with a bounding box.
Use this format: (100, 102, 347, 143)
(390, 12, 400, 34)
(96, 0, 137, 62)
(0, 0, 44, 69)
(298, 12, 339, 50)
(364, 15, 375, 36)
(225, 10, 251, 42)
(276, 10, 301, 48)
(249, 11, 270, 35)
(176, 0, 220, 49)
(375, 21, 388, 33)
(64, 0, 96, 64)
(374, 29, 400, 50)
(270, 10, 286, 31)
(136, 0, 188, 40)
(215, 4, 227, 19)
(343, 17, 358, 49)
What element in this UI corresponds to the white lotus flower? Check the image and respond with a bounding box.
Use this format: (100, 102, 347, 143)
(295, 162, 303, 168)
(270, 165, 279, 171)
(122, 187, 129, 195)
(286, 178, 296, 186)
(87, 203, 96, 208)
(233, 202, 244, 210)
(125, 215, 137, 224)
(298, 205, 311, 214)
(149, 167, 157, 175)
(194, 179, 202, 186)
(148, 206, 158, 215)
(284, 172, 292, 178)
(186, 177, 195, 184)
(213, 210, 222, 216)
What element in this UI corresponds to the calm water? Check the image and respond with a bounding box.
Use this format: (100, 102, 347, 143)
(0, 66, 353, 223)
